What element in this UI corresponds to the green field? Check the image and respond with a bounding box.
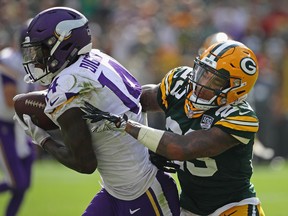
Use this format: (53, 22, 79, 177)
(0, 159, 288, 216)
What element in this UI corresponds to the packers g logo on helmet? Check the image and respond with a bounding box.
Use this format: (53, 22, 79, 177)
(240, 57, 257, 75)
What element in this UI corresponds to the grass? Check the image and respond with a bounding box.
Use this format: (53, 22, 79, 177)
(0, 159, 101, 216)
(0, 159, 288, 216)
(251, 158, 288, 216)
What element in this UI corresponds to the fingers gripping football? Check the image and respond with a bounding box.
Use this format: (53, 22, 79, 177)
(14, 113, 50, 147)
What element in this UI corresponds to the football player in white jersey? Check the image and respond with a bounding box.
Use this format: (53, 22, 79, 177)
(13, 7, 180, 216)
(83, 40, 266, 216)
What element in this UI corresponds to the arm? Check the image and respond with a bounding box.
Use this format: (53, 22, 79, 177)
(42, 108, 97, 174)
(140, 84, 162, 112)
(81, 102, 240, 161)
(125, 122, 240, 161)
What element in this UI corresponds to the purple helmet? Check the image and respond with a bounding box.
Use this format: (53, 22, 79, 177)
(22, 7, 92, 85)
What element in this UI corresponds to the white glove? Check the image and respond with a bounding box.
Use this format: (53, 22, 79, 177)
(13, 114, 50, 147)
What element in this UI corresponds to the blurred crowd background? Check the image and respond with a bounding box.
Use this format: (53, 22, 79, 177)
(1, 0, 288, 160)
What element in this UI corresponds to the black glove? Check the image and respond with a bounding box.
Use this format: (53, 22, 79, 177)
(149, 150, 180, 173)
(82, 101, 127, 128)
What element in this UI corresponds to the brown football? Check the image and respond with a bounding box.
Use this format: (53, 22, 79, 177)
(14, 91, 58, 131)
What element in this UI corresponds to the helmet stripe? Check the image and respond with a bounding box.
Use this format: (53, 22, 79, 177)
(209, 42, 225, 53)
(208, 41, 244, 62)
(206, 42, 224, 59)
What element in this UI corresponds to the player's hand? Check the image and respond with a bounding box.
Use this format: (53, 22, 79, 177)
(13, 114, 50, 147)
(149, 150, 180, 173)
(82, 101, 128, 132)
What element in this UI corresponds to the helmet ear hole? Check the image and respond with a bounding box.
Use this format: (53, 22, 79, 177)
(237, 90, 245, 95)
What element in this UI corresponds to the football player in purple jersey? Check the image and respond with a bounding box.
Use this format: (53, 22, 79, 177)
(13, 7, 180, 216)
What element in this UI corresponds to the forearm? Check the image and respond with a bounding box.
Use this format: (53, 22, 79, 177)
(125, 121, 238, 160)
(126, 121, 182, 159)
(42, 138, 96, 174)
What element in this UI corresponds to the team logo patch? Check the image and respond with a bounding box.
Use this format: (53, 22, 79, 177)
(200, 114, 214, 129)
(240, 57, 257, 75)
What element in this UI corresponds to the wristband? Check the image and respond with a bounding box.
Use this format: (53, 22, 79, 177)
(137, 125, 165, 152)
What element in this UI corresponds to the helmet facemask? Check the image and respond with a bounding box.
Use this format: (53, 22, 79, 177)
(187, 58, 231, 110)
(22, 40, 53, 85)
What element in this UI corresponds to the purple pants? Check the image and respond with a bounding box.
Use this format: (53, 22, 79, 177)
(0, 120, 34, 216)
(82, 171, 180, 216)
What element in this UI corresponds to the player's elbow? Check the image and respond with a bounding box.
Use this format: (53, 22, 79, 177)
(80, 168, 96, 174)
(76, 160, 97, 174)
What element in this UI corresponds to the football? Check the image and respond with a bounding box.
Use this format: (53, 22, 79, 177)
(14, 90, 59, 131)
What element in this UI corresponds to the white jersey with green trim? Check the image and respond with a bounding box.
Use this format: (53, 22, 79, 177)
(44, 49, 158, 200)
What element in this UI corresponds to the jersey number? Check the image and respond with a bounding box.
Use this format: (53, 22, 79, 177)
(185, 158, 217, 177)
(97, 59, 141, 114)
(167, 117, 218, 177)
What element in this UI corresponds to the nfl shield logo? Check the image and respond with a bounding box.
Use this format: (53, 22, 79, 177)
(200, 114, 214, 129)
